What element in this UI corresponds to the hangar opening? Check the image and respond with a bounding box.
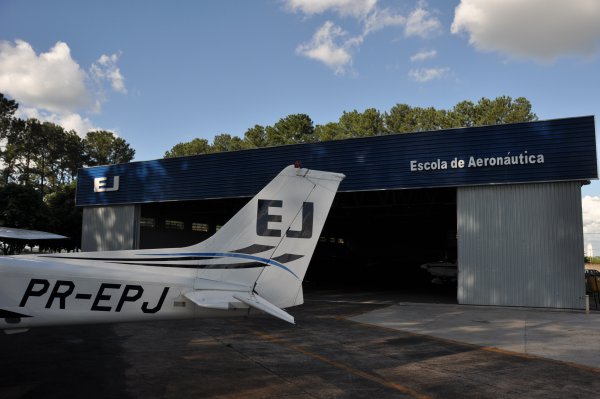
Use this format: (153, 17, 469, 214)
(135, 187, 458, 298)
(307, 188, 457, 291)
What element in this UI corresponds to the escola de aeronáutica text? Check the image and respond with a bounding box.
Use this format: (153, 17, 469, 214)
(410, 151, 545, 172)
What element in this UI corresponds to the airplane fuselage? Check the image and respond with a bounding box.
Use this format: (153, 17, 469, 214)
(0, 254, 253, 331)
(0, 166, 346, 333)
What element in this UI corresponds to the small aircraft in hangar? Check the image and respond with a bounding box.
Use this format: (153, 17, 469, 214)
(0, 165, 345, 334)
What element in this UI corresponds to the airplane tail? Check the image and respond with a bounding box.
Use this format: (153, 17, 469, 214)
(184, 165, 344, 321)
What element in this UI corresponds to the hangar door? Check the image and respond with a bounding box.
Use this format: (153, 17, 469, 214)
(457, 181, 585, 309)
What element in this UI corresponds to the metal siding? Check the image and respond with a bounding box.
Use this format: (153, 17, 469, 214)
(76, 116, 597, 206)
(457, 182, 585, 309)
(81, 205, 140, 251)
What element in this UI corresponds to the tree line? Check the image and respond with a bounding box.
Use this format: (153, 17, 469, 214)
(164, 96, 537, 158)
(0, 93, 135, 252)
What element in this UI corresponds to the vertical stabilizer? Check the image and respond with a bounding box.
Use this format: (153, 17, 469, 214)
(252, 167, 344, 308)
(187, 165, 344, 308)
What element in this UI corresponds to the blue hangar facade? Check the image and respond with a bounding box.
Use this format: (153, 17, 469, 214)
(76, 116, 597, 309)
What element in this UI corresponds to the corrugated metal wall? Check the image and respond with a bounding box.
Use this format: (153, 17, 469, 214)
(76, 116, 597, 206)
(457, 182, 585, 309)
(81, 205, 140, 251)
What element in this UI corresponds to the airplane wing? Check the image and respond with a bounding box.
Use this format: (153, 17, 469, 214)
(0, 227, 69, 240)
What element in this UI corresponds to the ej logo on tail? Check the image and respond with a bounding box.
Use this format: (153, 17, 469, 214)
(257, 200, 314, 239)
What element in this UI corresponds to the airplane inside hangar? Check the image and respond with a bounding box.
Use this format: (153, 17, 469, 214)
(76, 116, 598, 310)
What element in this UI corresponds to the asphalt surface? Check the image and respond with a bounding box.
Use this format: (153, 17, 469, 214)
(1, 289, 599, 399)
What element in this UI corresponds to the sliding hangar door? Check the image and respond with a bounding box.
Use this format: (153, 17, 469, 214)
(77, 116, 597, 309)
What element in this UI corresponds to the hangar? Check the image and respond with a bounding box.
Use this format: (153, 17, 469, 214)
(76, 116, 597, 309)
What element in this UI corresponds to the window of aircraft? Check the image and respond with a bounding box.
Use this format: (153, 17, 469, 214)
(192, 222, 209, 232)
(165, 220, 184, 230)
(140, 217, 155, 228)
(216, 225, 223, 231)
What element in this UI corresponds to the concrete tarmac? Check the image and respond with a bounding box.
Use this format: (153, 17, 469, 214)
(1, 290, 599, 398)
(351, 302, 600, 369)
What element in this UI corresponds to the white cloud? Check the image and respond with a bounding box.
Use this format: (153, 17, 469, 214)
(404, 1, 441, 38)
(290, 1, 441, 74)
(451, 0, 600, 61)
(363, 8, 406, 35)
(0, 40, 126, 136)
(90, 53, 127, 94)
(285, 0, 377, 18)
(56, 113, 98, 135)
(583, 196, 600, 234)
(408, 67, 449, 82)
(0, 40, 90, 114)
(410, 49, 437, 62)
(17, 107, 98, 136)
(296, 21, 357, 74)
(582, 195, 600, 253)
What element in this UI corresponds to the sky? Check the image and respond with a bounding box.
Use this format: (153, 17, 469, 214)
(1, 0, 600, 249)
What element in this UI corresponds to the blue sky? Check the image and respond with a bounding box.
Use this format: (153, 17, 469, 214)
(1, 0, 600, 247)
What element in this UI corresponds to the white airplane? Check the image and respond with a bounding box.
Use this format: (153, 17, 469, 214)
(0, 165, 345, 334)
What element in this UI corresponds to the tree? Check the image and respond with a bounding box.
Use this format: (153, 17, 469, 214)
(265, 114, 315, 145)
(0, 118, 84, 192)
(163, 96, 537, 158)
(0, 93, 137, 250)
(45, 181, 82, 250)
(164, 138, 210, 158)
(243, 125, 267, 148)
(385, 104, 447, 133)
(315, 122, 344, 141)
(0, 183, 48, 230)
(211, 134, 246, 153)
(337, 108, 385, 138)
(58, 130, 85, 184)
(447, 96, 537, 128)
(385, 96, 537, 133)
(83, 130, 135, 166)
(384, 104, 415, 133)
(0, 93, 18, 137)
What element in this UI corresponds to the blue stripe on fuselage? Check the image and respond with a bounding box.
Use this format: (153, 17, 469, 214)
(138, 252, 299, 279)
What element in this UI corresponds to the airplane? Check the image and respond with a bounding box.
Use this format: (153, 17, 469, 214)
(0, 165, 345, 334)
(420, 260, 457, 284)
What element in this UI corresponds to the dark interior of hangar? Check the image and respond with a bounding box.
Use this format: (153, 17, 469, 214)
(139, 188, 457, 291)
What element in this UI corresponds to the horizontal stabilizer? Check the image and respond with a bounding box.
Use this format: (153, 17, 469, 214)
(233, 292, 295, 324)
(4, 328, 30, 335)
(184, 290, 295, 324)
(184, 290, 245, 310)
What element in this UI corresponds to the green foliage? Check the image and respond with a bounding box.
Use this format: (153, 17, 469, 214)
(243, 125, 267, 148)
(0, 184, 48, 230)
(315, 122, 344, 141)
(0, 93, 137, 249)
(83, 130, 136, 166)
(45, 181, 82, 249)
(266, 114, 315, 145)
(164, 96, 537, 157)
(0, 118, 85, 193)
(0, 93, 18, 134)
(164, 114, 316, 157)
(164, 138, 211, 158)
(338, 108, 385, 138)
(447, 96, 537, 128)
(210, 134, 246, 153)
